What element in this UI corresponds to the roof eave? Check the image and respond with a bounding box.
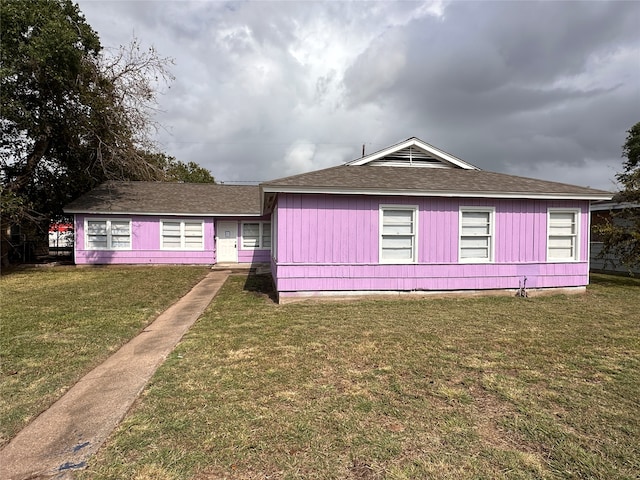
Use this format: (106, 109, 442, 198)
(261, 185, 613, 201)
(63, 209, 263, 217)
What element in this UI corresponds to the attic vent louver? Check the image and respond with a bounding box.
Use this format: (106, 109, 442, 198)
(369, 146, 452, 168)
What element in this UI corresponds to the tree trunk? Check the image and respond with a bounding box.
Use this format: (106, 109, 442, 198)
(7, 130, 51, 194)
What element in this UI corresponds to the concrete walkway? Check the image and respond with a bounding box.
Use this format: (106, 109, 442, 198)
(0, 270, 230, 480)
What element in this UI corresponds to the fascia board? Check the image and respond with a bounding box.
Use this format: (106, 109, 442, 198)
(63, 209, 262, 216)
(261, 185, 613, 201)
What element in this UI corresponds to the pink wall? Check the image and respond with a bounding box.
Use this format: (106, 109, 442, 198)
(273, 193, 591, 293)
(73, 214, 271, 265)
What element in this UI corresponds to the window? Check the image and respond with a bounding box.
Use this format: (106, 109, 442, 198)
(459, 208, 494, 262)
(548, 209, 579, 261)
(85, 219, 131, 250)
(242, 222, 271, 249)
(161, 220, 204, 250)
(380, 206, 418, 263)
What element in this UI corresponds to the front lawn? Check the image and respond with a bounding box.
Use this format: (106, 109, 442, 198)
(82, 273, 639, 479)
(0, 266, 209, 446)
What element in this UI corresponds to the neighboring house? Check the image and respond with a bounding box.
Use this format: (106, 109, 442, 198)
(49, 223, 73, 249)
(590, 201, 640, 275)
(65, 137, 612, 301)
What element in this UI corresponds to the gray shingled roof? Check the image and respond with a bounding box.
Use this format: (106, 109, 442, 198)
(64, 181, 261, 215)
(261, 165, 612, 199)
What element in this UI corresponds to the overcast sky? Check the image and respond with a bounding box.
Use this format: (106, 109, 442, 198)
(76, 0, 639, 190)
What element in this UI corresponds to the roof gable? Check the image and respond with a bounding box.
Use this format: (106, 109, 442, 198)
(347, 137, 480, 170)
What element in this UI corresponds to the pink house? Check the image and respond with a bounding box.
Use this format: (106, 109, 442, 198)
(65, 137, 612, 301)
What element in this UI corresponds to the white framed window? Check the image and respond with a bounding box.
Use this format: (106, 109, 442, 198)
(547, 209, 579, 261)
(242, 222, 271, 250)
(459, 207, 495, 263)
(85, 219, 131, 250)
(379, 206, 418, 263)
(161, 220, 204, 250)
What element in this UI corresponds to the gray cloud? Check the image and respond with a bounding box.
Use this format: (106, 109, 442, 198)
(77, 0, 639, 190)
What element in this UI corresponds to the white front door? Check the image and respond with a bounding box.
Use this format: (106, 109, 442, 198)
(216, 221, 238, 263)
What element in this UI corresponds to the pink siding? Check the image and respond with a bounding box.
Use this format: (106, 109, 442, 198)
(73, 214, 271, 265)
(273, 194, 591, 293)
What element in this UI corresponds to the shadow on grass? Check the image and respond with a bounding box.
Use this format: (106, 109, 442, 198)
(590, 272, 640, 287)
(242, 273, 278, 303)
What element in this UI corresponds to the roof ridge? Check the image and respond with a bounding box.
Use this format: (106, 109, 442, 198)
(260, 164, 345, 186)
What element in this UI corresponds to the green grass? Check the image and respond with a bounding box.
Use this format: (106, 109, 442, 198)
(79, 273, 640, 479)
(0, 266, 209, 446)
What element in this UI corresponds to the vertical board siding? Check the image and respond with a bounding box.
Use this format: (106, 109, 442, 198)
(275, 262, 589, 293)
(273, 194, 591, 293)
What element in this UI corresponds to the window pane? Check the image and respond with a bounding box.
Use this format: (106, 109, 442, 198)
(111, 236, 131, 248)
(262, 222, 271, 248)
(243, 223, 259, 248)
(184, 222, 202, 235)
(383, 210, 414, 234)
(262, 223, 271, 248)
(549, 225, 575, 235)
(87, 236, 107, 249)
(549, 212, 576, 235)
(461, 247, 489, 259)
(383, 210, 413, 223)
(162, 237, 181, 248)
(382, 235, 413, 260)
(550, 212, 576, 224)
(549, 236, 573, 248)
(461, 236, 489, 248)
(111, 221, 130, 235)
(461, 211, 490, 234)
(382, 224, 413, 235)
(382, 236, 413, 248)
(87, 221, 107, 235)
(461, 224, 490, 235)
(549, 248, 574, 259)
(549, 236, 574, 259)
(184, 238, 203, 249)
(162, 222, 181, 234)
(382, 248, 413, 259)
(243, 223, 259, 236)
(462, 211, 490, 224)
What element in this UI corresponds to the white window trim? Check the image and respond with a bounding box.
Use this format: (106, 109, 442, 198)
(547, 208, 580, 262)
(272, 208, 278, 261)
(160, 219, 205, 251)
(84, 218, 132, 250)
(241, 221, 272, 250)
(459, 207, 495, 263)
(379, 205, 419, 264)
